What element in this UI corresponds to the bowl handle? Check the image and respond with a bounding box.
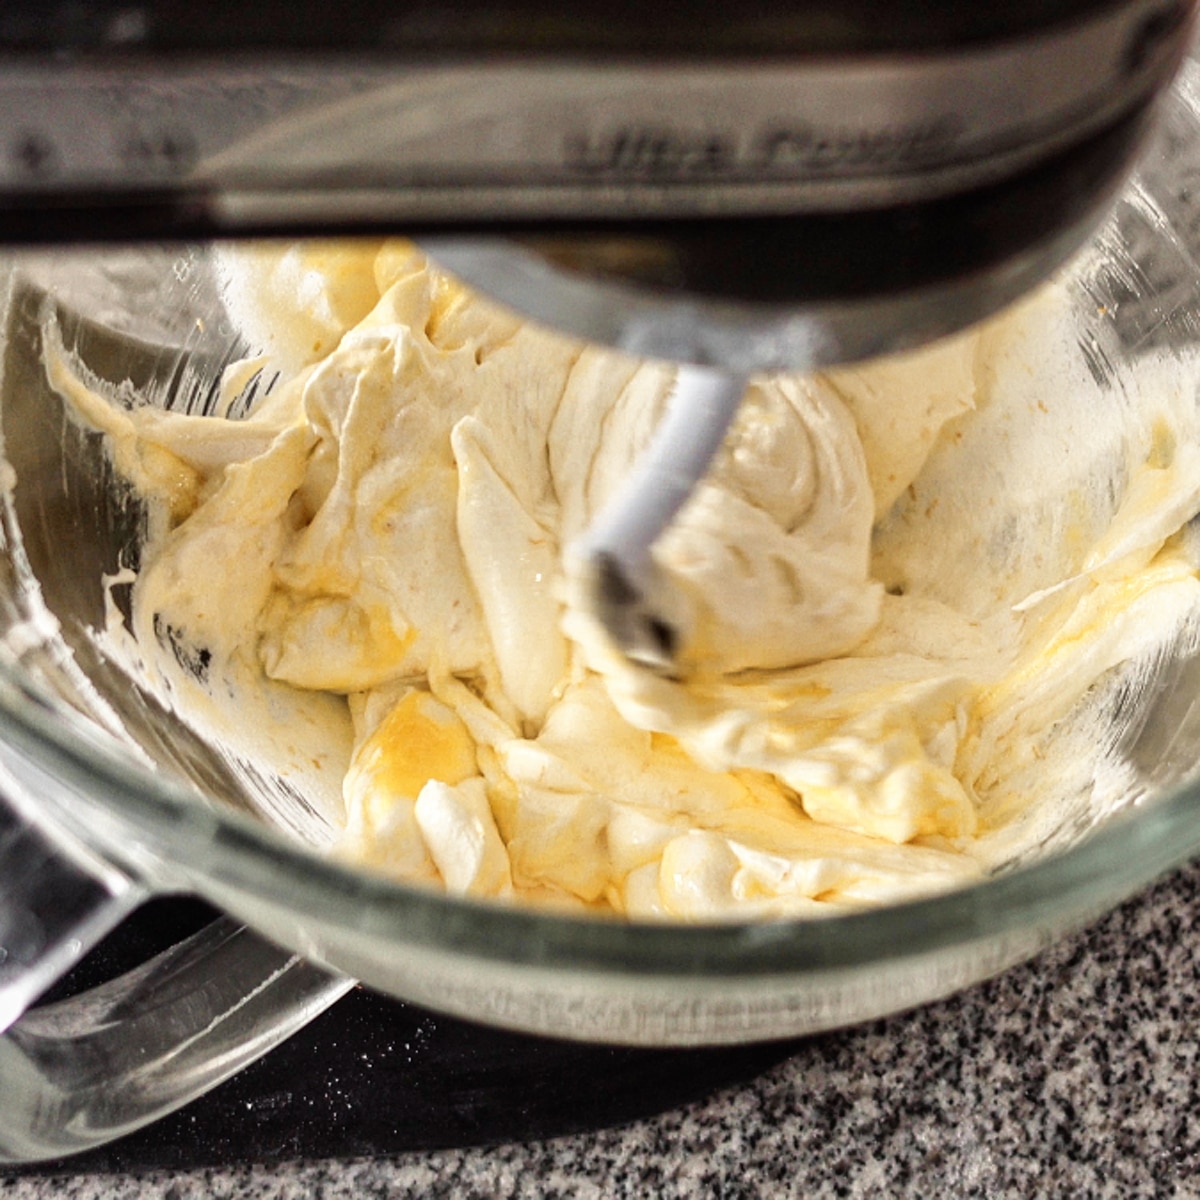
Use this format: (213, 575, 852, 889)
(0, 760, 354, 1164)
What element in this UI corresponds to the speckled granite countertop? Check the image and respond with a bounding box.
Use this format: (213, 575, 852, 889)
(3, 859, 1199, 1200)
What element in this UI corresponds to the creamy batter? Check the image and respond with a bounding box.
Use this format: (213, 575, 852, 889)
(49, 239, 1200, 919)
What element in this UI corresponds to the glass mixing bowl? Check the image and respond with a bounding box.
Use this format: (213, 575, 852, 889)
(2, 58, 1200, 1166)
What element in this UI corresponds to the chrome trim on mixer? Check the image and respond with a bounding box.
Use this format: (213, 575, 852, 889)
(0, 0, 1187, 224)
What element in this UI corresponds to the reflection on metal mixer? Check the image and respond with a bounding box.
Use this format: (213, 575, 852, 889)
(0, 0, 1190, 366)
(0, 0, 1193, 666)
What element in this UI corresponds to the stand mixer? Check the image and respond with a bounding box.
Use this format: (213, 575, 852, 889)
(0, 0, 1193, 664)
(0, 0, 1192, 360)
(0, 0, 1198, 1164)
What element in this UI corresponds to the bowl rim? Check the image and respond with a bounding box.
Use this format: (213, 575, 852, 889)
(3, 654, 1198, 981)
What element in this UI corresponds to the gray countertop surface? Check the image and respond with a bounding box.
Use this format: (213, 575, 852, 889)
(3, 860, 1199, 1199)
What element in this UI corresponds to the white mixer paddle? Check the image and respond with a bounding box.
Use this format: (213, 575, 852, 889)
(568, 364, 746, 674)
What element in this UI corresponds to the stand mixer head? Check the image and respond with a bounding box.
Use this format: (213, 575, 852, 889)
(1, 0, 1194, 667)
(0, 0, 1193, 369)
